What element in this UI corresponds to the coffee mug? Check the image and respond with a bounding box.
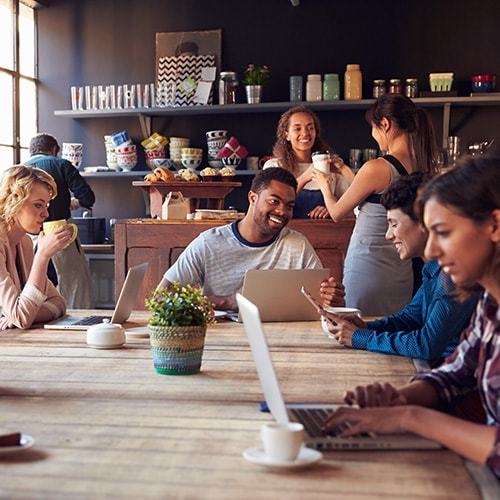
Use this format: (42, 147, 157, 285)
(261, 422, 304, 462)
(43, 219, 78, 248)
(321, 306, 362, 339)
(312, 151, 331, 173)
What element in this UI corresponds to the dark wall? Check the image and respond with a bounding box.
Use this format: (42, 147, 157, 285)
(37, 0, 500, 213)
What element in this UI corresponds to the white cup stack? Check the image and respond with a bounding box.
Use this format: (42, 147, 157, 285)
(169, 137, 190, 169)
(61, 142, 83, 168)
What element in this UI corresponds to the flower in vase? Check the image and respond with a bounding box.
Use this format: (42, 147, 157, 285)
(243, 64, 270, 86)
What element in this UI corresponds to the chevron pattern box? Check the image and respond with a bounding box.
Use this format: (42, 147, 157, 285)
(157, 54, 215, 106)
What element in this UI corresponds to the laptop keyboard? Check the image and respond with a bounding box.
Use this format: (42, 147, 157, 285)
(290, 407, 366, 438)
(73, 315, 112, 326)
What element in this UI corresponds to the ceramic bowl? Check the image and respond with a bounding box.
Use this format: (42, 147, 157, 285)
(471, 74, 496, 93)
(86, 320, 126, 349)
(181, 157, 202, 169)
(208, 159, 223, 169)
(169, 137, 190, 148)
(221, 157, 241, 169)
(181, 147, 203, 156)
(205, 130, 228, 140)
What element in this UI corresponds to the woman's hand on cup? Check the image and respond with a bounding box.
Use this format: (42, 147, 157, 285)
(39, 225, 73, 256)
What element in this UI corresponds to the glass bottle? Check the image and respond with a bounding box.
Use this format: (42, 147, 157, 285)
(405, 78, 418, 98)
(219, 72, 238, 104)
(388, 79, 401, 94)
(344, 64, 362, 100)
(372, 79, 386, 98)
(322, 73, 340, 101)
(306, 74, 322, 101)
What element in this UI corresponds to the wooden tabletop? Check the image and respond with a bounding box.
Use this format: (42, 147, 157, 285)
(0, 312, 488, 499)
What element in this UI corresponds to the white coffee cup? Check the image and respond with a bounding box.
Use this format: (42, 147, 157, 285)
(321, 306, 362, 339)
(311, 151, 331, 173)
(261, 422, 304, 462)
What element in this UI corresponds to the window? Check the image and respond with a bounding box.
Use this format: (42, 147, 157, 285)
(0, 0, 37, 170)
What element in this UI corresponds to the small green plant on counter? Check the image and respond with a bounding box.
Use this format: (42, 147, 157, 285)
(145, 282, 216, 327)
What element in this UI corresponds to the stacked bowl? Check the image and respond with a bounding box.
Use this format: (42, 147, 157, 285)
(181, 147, 203, 170)
(104, 135, 119, 170)
(206, 130, 228, 169)
(142, 133, 169, 170)
(169, 137, 190, 168)
(110, 131, 137, 171)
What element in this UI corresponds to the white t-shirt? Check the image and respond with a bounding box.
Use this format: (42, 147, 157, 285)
(164, 222, 323, 297)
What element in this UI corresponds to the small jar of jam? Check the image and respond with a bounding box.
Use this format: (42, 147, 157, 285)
(405, 78, 419, 98)
(372, 79, 386, 98)
(388, 79, 401, 94)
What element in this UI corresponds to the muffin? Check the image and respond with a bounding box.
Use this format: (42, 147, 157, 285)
(219, 167, 236, 178)
(200, 167, 220, 182)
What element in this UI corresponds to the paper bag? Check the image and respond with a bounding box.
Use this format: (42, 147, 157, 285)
(162, 192, 188, 220)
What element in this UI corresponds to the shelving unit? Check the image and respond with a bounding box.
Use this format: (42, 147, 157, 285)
(55, 95, 500, 146)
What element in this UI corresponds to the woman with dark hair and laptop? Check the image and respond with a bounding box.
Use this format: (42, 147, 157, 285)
(322, 173, 478, 366)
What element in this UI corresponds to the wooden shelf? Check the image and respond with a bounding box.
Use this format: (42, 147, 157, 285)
(55, 95, 500, 147)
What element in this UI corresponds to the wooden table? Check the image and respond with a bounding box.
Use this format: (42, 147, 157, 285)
(0, 312, 489, 499)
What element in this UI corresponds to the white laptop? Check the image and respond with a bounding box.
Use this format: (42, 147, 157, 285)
(44, 262, 148, 330)
(236, 293, 441, 451)
(229, 268, 329, 322)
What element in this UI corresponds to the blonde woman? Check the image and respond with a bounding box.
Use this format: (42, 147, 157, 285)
(0, 165, 68, 329)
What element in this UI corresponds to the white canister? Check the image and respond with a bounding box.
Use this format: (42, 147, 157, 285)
(306, 74, 322, 102)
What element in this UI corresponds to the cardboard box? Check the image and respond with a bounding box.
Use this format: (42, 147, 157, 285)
(162, 192, 188, 220)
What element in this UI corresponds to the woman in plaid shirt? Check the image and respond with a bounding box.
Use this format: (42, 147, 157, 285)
(322, 153, 500, 477)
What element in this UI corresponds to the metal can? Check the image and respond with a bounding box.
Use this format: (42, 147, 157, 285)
(405, 78, 419, 98)
(372, 79, 386, 98)
(388, 78, 401, 94)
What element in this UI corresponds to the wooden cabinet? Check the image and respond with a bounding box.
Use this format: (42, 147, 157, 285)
(114, 218, 355, 309)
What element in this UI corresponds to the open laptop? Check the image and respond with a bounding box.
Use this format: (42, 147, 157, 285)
(236, 293, 441, 451)
(44, 262, 148, 330)
(229, 268, 329, 322)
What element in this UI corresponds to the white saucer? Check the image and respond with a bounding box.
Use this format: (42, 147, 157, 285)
(0, 434, 35, 455)
(125, 326, 150, 338)
(242, 446, 322, 471)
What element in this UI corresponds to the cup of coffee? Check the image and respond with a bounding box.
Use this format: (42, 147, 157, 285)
(42, 219, 78, 248)
(321, 306, 362, 339)
(261, 422, 304, 462)
(311, 151, 331, 174)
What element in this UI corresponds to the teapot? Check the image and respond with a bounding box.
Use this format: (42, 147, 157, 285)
(86, 319, 125, 349)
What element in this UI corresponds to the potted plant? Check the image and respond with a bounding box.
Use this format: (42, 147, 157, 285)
(242, 64, 270, 103)
(145, 282, 215, 375)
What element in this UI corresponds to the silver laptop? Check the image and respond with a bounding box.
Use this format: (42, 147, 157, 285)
(44, 262, 148, 330)
(230, 268, 329, 322)
(236, 293, 441, 451)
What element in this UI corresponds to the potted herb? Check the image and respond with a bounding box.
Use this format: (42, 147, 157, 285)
(242, 64, 270, 103)
(145, 282, 215, 375)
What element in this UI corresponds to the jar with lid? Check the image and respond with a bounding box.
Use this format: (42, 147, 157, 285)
(405, 78, 419, 98)
(323, 73, 340, 101)
(306, 74, 322, 101)
(388, 79, 401, 94)
(372, 79, 386, 98)
(219, 71, 238, 104)
(344, 64, 362, 100)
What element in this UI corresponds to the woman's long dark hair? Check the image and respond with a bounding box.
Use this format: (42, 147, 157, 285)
(272, 105, 334, 176)
(366, 94, 439, 174)
(417, 153, 500, 298)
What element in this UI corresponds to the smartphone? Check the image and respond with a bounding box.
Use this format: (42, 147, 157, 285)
(301, 286, 337, 326)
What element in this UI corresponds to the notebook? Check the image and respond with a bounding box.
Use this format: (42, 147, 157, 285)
(236, 293, 441, 451)
(44, 262, 148, 330)
(230, 268, 330, 322)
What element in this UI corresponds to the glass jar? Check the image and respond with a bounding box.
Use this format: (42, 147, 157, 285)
(344, 64, 362, 100)
(306, 74, 322, 101)
(322, 73, 340, 101)
(405, 78, 419, 98)
(219, 71, 238, 104)
(372, 79, 386, 98)
(388, 79, 401, 94)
